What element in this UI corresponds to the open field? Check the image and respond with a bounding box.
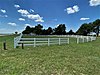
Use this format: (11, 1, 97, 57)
(0, 35, 100, 75)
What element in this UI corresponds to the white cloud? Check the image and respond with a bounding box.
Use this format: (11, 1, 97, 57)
(0, 29, 14, 34)
(4, 15, 8, 17)
(19, 18, 25, 21)
(65, 5, 79, 14)
(89, 0, 100, 6)
(57, 24, 59, 27)
(66, 7, 75, 14)
(14, 5, 20, 8)
(35, 19, 44, 22)
(55, 24, 60, 27)
(0, 15, 8, 18)
(0, 9, 6, 13)
(27, 14, 44, 22)
(80, 18, 90, 20)
(0, 28, 22, 34)
(18, 9, 29, 15)
(30, 9, 34, 13)
(18, 9, 44, 22)
(73, 5, 79, 12)
(27, 14, 39, 20)
(25, 24, 35, 27)
(8, 22, 17, 26)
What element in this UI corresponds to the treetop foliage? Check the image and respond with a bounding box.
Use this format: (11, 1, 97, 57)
(22, 19, 100, 36)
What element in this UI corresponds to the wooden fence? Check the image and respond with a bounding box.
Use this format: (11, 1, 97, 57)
(14, 34, 96, 48)
(14, 37, 69, 48)
(76, 36, 96, 44)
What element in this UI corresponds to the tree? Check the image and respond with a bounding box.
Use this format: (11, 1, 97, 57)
(15, 31, 18, 35)
(34, 24, 43, 35)
(67, 30, 75, 35)
(22, 26, 32, 34)
(76, 19, 100, 36)
(29, 27, 35, 34)
(53, 24, 66, 35)
(92, 19, 100, 36)
(26, 26, 31, 30)
(42, 29, 47, 35)
(41, 27, 53, 35)
(46, 27, 53, 35)
(76, 23, 93, 36)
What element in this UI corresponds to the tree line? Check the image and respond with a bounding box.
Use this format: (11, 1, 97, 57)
(22, 19, 100, 36)
(22, 24, 67, 35)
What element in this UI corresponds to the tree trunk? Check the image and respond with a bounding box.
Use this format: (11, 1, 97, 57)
(96, 26, 99, 37)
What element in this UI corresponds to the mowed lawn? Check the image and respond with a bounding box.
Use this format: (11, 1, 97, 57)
(0, 35, 100, 75)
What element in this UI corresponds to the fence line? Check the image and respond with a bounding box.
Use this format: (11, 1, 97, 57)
(14, 37, 69, 48)
(76, 36, 96, 44)
(14, 34, 96, 48)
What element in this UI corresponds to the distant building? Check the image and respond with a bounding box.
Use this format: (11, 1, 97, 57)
(30, 33, 36, 36)
(88, 32, 96, 36)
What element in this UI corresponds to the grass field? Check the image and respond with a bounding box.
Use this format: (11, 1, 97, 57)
(0, 35, 100, 75)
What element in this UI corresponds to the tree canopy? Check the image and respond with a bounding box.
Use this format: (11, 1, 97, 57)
(67, 30, 76, 35)
(22, 24, 66, 35)
(76, 19, 100, 36)
(22, 19, 100, 36)
(53, 24, 66, 35)
(92, 19, 100, 36)
(76, 23, 93, 36)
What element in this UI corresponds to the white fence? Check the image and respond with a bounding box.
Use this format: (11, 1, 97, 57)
(14, 36, 69, 48)
(76, 36, 96, 44)
(45, 35, 96, 44)
(14, 33, 23, 48)
(14, 34, 96, 48)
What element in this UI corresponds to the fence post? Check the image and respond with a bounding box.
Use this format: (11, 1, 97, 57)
(14, 38, 16, 48)
(83, 38, 84, 43)
(88, 37, 90, 41)
(81, 35, 82, 38)
(3, 41, 7, 50)
(48, 38, 50, 46)
(67, 38, 69, 44)
(87, 36, 88, 42)
(14, 37, 18, 48)
(59, 38, 60, 45)
(77, 37, 79, 44)
(34, 38, 36, 47)
(94, 37, 96, 40)
(90, 37, 92, 41)
(22, 43, 24, 49)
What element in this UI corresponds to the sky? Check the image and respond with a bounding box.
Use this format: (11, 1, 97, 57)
(0, 0, 100, 34)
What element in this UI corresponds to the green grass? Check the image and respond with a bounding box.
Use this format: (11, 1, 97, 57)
(0, 35, 100, 75)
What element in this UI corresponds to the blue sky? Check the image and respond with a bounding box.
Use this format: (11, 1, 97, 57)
(0, 0, 100, 34)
